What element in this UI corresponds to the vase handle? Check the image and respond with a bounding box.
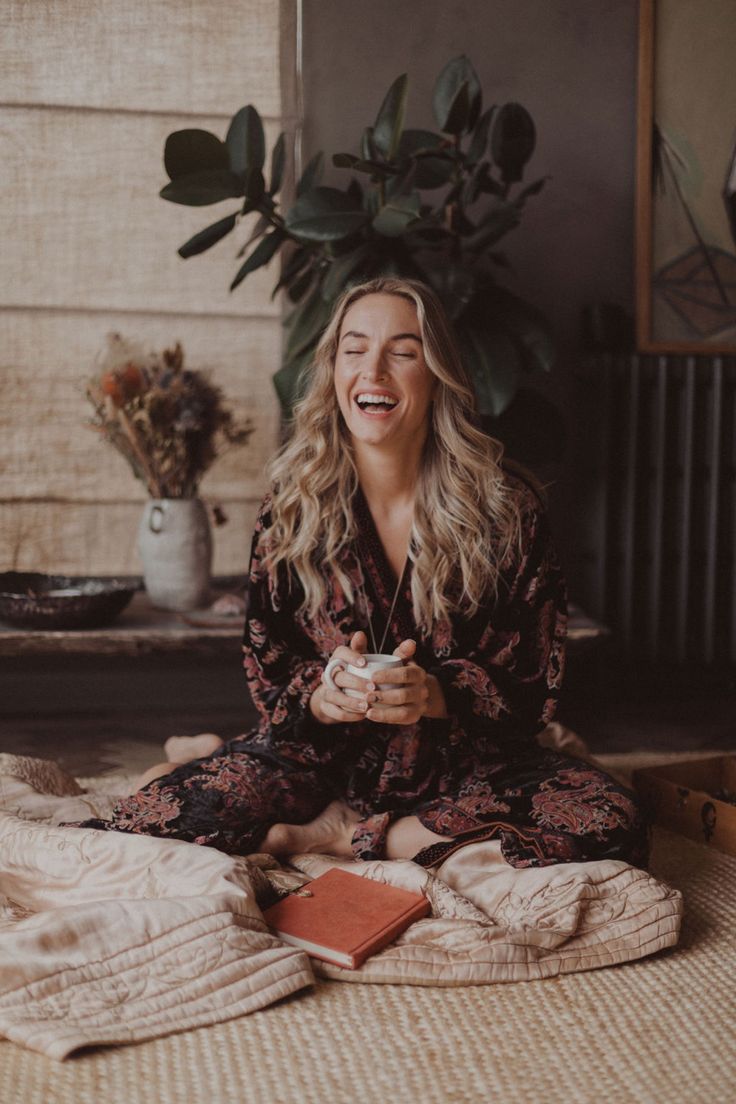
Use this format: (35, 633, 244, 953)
(149, 504, 165, 534)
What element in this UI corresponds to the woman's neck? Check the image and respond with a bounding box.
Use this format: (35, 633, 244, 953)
(354, 441, 422, 517)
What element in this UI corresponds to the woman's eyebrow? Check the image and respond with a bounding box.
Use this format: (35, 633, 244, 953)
(340, 330, 422, 342)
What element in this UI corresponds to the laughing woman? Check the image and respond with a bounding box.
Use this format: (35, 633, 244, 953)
(74, 277, 650, 870)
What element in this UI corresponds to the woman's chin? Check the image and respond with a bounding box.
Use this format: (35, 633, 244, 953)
(348, 420, 398, 445)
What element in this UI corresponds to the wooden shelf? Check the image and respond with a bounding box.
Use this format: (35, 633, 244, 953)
(0, 590, 244, 657)
(0, 590, 608, 659)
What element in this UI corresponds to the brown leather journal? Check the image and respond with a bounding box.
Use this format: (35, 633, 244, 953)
(262, 867, 431, 969)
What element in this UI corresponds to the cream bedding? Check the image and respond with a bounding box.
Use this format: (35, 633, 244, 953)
(0, 752, 682, 1060)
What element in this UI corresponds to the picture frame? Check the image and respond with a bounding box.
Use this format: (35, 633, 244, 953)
(635, 0, 736, 353)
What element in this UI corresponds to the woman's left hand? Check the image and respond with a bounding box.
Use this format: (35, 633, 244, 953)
(365, 639, 448, 724)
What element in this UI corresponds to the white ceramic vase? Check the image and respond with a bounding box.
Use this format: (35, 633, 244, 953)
(138, 498, 212, 611)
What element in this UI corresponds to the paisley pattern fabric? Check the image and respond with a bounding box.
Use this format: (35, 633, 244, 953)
(73, 474, 650, 870)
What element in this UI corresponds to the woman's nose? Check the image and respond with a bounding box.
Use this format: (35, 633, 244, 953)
(360, 348, 388, 379)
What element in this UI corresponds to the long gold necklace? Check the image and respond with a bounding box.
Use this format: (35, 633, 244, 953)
(364, 557, 409, 655)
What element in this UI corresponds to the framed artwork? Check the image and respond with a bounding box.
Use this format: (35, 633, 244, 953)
(636, 0, 736, 352)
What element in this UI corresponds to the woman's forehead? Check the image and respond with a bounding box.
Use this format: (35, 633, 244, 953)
(340, 293, 420, 335)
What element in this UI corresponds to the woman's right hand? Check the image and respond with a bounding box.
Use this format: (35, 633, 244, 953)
(309, 631, 375, 725)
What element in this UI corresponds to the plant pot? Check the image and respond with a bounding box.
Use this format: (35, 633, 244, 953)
(138, 498, 212, 611)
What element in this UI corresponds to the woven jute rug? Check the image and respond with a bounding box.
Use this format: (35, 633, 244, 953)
(2, 752, 735, 1104)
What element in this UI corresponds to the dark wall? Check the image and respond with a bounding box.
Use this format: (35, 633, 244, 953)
(301, 0, 640, 603)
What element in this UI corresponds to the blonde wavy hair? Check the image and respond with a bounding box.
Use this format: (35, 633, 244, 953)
(261, 276, 544, 638)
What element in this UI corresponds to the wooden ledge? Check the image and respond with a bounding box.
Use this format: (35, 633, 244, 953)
(0, 592, 609, 658)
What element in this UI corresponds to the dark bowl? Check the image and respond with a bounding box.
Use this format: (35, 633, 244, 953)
(0, 573, 138, 630)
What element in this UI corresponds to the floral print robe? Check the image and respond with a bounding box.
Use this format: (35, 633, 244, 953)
(73, 475, 649, 869)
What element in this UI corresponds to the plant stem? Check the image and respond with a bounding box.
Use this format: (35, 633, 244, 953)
(117, 409, 162, 497)
(265, 209, 286, 230)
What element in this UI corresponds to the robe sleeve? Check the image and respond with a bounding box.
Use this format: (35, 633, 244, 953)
(241, 496, 326, 744)
(427, 490, 567, 753)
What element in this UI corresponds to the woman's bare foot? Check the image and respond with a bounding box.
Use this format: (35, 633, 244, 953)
(130, 761, 176, 792)
(260, 800, 362, 859)
(163, 733, 224, 763)
(129, 734, 224, 794)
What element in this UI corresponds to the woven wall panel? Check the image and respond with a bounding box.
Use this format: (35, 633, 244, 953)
(0, 498, 262, 576)
(2, 2, 292, 575)
(1, 0, 282, 118)
(1, 107, 282, 317)
(0, 311, 281, 503)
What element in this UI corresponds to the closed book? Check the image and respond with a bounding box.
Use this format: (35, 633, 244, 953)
(262, 867, 431, 969)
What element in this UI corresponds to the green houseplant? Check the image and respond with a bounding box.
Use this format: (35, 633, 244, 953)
(159, 56, 563, 462)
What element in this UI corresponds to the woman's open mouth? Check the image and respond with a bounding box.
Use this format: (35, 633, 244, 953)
(353, 392, 400, 417)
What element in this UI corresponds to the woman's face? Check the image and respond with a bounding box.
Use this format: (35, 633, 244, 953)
(334, 293, 436, 449)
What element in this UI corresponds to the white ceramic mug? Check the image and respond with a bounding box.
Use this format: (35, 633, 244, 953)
(322, 652, 403, 699)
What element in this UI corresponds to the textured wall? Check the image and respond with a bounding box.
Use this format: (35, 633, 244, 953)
(0, 0, 292, 575)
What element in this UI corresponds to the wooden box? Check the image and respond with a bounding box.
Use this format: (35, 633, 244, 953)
(632, 756, 736, 856)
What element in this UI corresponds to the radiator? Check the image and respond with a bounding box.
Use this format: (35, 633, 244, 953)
(573, 354, 736, 666)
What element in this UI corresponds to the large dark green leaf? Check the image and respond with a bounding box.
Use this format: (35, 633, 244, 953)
(270, 132, 286, 194)
(463, 162, 505, 206)
(480, 285, 556, 374)
(427, 263, 476, 320)
(372, 73, 409, 161)
(164, 129, 229, 180)
(372, 193, 421, 238)
(404, 220, 455, 247)
(346, 177, 364, 206)
(159, 170, 244, 206)
(385, 161, 417, 200)
(413, 154, 456, 190)
(397, 129, 445, 157)
(361, 127, 378, 161)
(443, 81, 472, 136)
(226, 106, 265, 177)
(273, 345, 315, 419)
(396, 130, 455, 188)
(461, 320, 521, 416)
(276, 244, 311, 284)
(462, 159, 490, 206)
(321, 244, 373, 300)
(432, 56, 482, 133)
(284, 284, 332, 361)
(230, 230, 285, 291)
(333, 152, 395, 177)
(271, 245, 312, 297)
(467, 107, 495, 165)
(178, 211, 238, 258)
(286, 266, 314, 303)
(297, 151, 324, 197)
(244, 167, 265, 204)
(465, 202, 521, 251)
(285, 187, 369, 241)
(364, 187, 380, 217)
(236, 213, 270, 257)
(490, 102, 536, 183)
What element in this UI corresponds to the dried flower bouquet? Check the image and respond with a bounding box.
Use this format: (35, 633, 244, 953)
(86, 334, 254, 500)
